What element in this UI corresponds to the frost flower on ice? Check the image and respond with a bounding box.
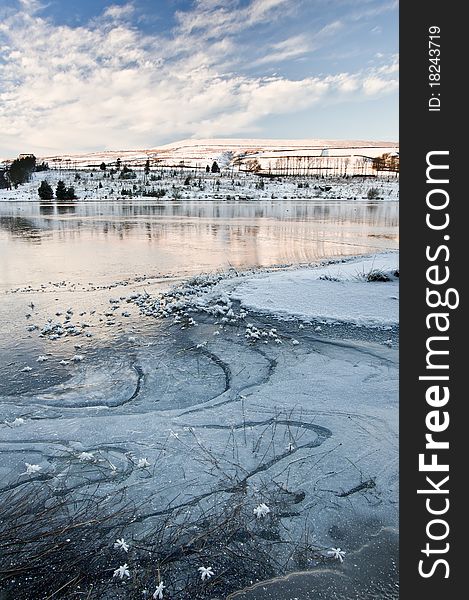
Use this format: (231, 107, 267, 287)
(37, 355, 48, 362)
(72, 354, 84, 362)
(21, 366, 32, 372)
(292, 339, 299, 345)
(198, 566, 214, 581)
(23, 463, 42, 475)
(153, 581, 165, 599)
(114, 538, 129, 552)
(9, 418, 25, 427)
(137, 458, 151, 468)
(254, 503, 270, 519)
(113, 563, 130, 579)
(78, 452, 95, 462)
(327, 547, 346, 562)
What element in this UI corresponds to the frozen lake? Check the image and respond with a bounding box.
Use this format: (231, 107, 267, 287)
(0, 199, 398, 289)
(0, 198, 399, 599)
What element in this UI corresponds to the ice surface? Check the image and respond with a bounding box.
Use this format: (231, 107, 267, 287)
(0, 254, 398, 597)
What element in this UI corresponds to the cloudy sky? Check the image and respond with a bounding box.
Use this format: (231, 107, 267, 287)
(0, 0, 398, 156)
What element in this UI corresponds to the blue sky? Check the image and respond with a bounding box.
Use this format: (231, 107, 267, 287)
(0, 0, 398, 156)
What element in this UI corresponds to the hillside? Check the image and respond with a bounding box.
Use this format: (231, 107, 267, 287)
(24, 138, 398, 176)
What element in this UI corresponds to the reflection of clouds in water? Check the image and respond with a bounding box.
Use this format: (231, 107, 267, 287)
(0, 200, 399, 289)
(0, 199, 399, 231)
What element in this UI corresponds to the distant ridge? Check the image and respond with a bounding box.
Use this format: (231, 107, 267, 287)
(3, 138, 399, 176)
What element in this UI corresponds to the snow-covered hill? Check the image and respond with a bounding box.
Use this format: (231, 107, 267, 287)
(8, 138, 398, 176)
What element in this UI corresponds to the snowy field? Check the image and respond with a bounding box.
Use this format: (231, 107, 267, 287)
(0, 167, 399, 203)
(226, 253, 399, 327)
(0, 251, 398, 598)
(1, 137, 399, 175)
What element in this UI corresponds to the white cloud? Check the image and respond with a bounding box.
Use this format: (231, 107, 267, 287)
(377, 54, 399, 75)
(102, 3, 135, 20)
(253, 19, 345, 66)
(254, 34, 312, 65)
(362, 75, 397, 95)
(0, 1, 398, 155)
(174, 0, 295, 39)
(17, 0, 44, 13)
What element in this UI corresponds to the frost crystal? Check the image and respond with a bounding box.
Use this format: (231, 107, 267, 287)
(114, 538, 129, 552)
(24, 463, 42, 475)
(113, 563, 130, 579)
(198, 566, 214, 581)
(327, 547, 346, 562)
(153, 581, 165, 599)
(253, 503, 270, 518)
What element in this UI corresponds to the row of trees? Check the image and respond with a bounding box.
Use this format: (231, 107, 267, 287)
(38, 180, 77, 200)
(99, 158, 221, 175)
(372, 153, 400, 173)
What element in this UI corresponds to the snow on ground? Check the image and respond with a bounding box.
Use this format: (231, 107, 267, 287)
(1, 137, 398, 172)
(160, 253, 399, 328)
(223, 253, 399, 327)
(0, 168, 399, 203)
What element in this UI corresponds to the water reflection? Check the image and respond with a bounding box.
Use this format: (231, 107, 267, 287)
(0, 199, 398, 289)
(56, 201, 76, 215)
(0, 215, 42, 243)
(39, 201, 55, 216)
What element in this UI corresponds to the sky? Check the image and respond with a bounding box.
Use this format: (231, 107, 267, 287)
(0, 0, 398, 157)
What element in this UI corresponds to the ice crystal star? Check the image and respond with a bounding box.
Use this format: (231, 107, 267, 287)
(253, 503, 270, 518)
(152, 581, 165, 599)
(24, 463, 41, 475)
(198, 566, 214, 581)
(327, 547, 346, 562)
(113, 563, 130, 579)
(114, 538, 129, 552)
